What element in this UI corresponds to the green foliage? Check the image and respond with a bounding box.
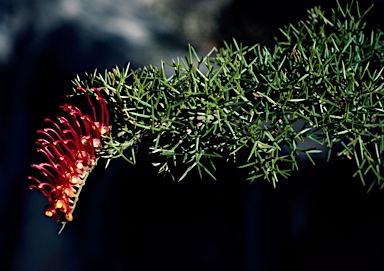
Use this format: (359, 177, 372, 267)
(73, 0, 383, 191)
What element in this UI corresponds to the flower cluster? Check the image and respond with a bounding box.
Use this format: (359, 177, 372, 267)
(29, 87, 110, 222)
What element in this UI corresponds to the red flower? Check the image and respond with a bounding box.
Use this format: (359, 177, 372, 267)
(29, 87, 110, 222)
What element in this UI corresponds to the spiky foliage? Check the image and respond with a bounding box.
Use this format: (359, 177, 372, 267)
(71, 1, 383, 191)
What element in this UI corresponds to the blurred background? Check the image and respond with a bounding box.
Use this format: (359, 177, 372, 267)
(1, 0, 384, 270)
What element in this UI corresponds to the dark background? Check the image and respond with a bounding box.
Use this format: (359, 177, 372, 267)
(1, 0, 384, 270)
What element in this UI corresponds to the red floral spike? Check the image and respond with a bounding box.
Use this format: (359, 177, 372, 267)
(29, 87, 110, 223)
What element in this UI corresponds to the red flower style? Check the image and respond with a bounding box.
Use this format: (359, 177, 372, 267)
(29, 87, 110, 222)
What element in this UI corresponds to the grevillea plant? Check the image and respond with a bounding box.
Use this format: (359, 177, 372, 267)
(29, 87, 110, 231)
(29, 0, 384, 232)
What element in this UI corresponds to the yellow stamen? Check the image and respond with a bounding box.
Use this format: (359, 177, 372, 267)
(45, 210, 53, 217)
(70, 175, 81, 184)
(76, 161, 83, 169)
(55, 201, 63, 209)
(93, 138, 101, 148)
(65, 212, 73, 221)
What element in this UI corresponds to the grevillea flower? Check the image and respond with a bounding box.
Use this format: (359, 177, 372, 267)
(29, 87, 110, 223)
